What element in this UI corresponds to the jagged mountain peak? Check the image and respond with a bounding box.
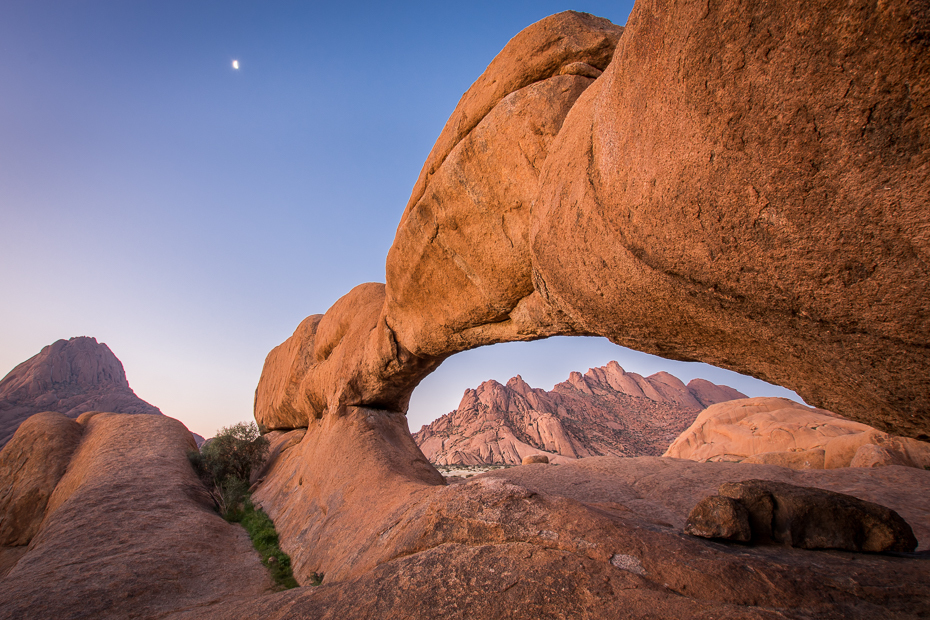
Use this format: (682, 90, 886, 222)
(413, 362, 747, 465)
(0, 337, 162, 448)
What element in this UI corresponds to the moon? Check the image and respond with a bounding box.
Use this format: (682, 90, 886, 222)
(232, 60, 239, 70)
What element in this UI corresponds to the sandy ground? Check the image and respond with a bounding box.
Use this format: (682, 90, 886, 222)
(433, 464, 518, 479)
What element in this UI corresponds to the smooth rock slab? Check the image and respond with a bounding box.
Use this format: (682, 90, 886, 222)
(0, 412, 271, 620)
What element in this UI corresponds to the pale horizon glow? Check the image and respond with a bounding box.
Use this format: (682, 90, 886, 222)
(0, 1, 804, 440)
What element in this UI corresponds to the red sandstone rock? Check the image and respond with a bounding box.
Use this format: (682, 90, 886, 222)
(413, 362, 745, 465)
(665, 397, 930, 470)
(0, 4, 927, 618)
(244, 6, 930, 616)
(684, 495, 751, 542)
(0, 337, 162, 448)
(0, 413, 271, 619)
(403, 11, 622, 230)
(532, 0, 930, 438)
(716, 479, 918, 552)
(256, 0, 930, 442)
(0, 412, 82, 546)
(186, 456, 930, 619)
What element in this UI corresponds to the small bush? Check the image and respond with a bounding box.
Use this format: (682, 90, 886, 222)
(189, 422, 268, 519)
(201, 422, 269, 485)
(188, 422, 305, 589)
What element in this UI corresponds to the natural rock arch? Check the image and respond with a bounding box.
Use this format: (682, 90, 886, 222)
(256, 5, 929, 440)
(248, 1, 930, 588)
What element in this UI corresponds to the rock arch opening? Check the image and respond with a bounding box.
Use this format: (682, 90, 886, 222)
(406, 335, 806, 466)
(405, 335, 803, 432)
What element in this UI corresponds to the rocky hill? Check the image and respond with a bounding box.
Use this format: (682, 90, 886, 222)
(413, 361, 746, 465)
(665, 397, 930, 470)
(0, 337, 162, 448)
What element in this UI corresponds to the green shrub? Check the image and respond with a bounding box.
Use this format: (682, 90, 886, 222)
(188, 422, 310, 589)
(189, 422, 268, 519)
(201, 422, 269, 484)
(228, 498, 302, 589)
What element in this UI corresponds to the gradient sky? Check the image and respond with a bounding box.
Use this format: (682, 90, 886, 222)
(0, 1, 802, 439)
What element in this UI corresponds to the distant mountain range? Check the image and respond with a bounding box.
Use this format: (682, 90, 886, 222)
(412, 361, 747, 465)
(0, 337, 163, 448)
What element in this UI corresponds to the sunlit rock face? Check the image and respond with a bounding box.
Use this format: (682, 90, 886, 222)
(248, 4, 930, 617)
(666, 397, 930, 470)
(0, 337, 162, 449)
(413, 362, 747, 465)
(256, 1, 929, 440)
(254, 12, 625, 431)
(532, 0, 930, 439)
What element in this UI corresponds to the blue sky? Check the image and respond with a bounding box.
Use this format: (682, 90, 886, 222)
(0, 1, 801, 438)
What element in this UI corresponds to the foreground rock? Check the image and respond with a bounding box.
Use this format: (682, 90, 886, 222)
(0, 412, 83, 546)
(3, 409, 928, 618)
(687, 479, 918, 552)
(239, 409, 927, 617)
(666, 397, 930, 470)
(0, 337, 162, 448)
(0, 412, 271, 619)
(175, 454, 930, 620)
(414, 361, 746, 465)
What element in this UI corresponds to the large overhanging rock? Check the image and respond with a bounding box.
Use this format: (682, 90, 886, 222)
(533, 0, 930, 438)
(249, 3, 928, 616)
(256, 2, 929, 439)
(255, 12, 623, 428)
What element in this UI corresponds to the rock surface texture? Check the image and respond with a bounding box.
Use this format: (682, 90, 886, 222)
(0, 412, 271, 619)
(687, 479, 918, 552)
(0, 337, 162, 448)
(178, 455, 930, 620)
(255, 1, 930, 441)
(666, 397, 930, 469)
(413, 361, 746, 465)
(243, 4, 930, 619)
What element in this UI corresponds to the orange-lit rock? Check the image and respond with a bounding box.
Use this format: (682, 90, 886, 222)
(665, 397, 930, 470)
